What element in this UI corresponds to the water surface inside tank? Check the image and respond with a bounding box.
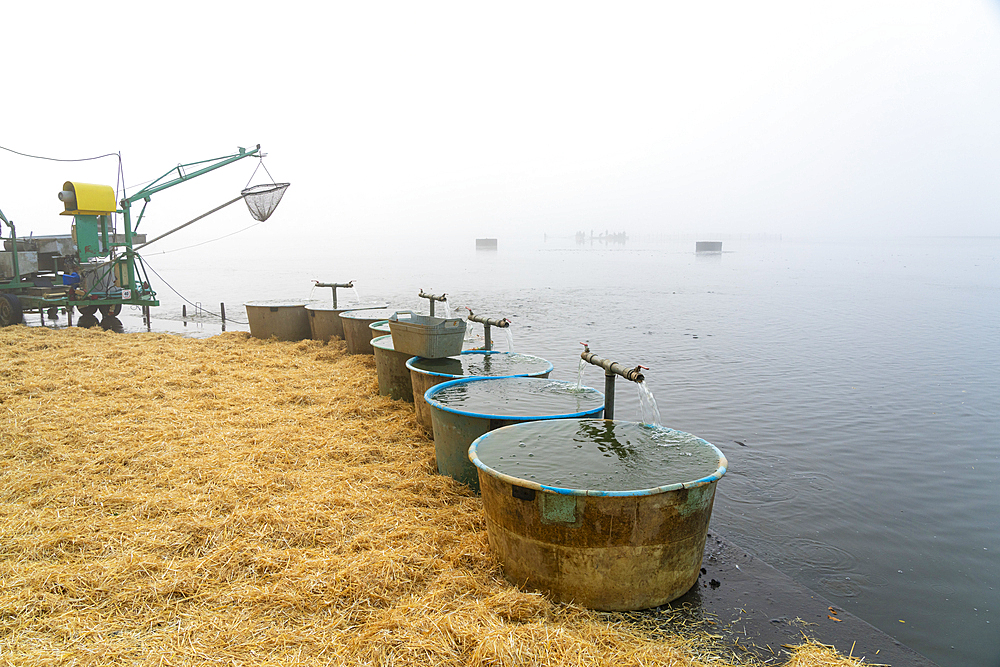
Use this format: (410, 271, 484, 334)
(245, 299, 314, 308)
(410, 351, 551, 378)
(429, 377, 603, 418)
(307, 301, 387, 312)
(371, 334, 396, 351)
(475, 420, 723, 492)
(340, 308, 393, 320)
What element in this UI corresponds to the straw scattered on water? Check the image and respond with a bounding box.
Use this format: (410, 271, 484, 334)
(0, 326, 865, 666)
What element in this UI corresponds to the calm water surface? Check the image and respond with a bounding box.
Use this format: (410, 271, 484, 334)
(124, 234, 1000, 666)
(409, 351, 553, 378)
(475, 419, 724, 492)
(427, 377, 605, 418)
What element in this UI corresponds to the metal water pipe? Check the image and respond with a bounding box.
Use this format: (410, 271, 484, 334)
(314, 280, 354, 308)
(419, 290, 447, 316)
(466, 308, 510, 351)
(580, 343, 646, 420)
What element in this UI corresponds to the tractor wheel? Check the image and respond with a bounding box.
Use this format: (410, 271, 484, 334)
(79, 305, 99, 317)
(77, 313, 100, 329)
(99, 304, 122, 317)
(0, 294, 23, 327)
(47, 307, 59, 320)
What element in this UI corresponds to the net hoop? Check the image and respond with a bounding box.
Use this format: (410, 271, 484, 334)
(241, 183, 290, 222)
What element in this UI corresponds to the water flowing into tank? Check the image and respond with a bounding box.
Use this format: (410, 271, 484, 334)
(576, 356, 587, 390)
(637, 381, 662, 427)
(503, 327, 515, 352)
(349, 285, 361, 305)
(442, 300, 452, 319)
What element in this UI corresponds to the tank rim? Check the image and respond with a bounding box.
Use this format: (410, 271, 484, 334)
(305, 301, 388, 312)
(468, 418, 728, 497)
(424, 376, 604, 421)
(338, 307, 394, 319)
(405, 351, 554, 379)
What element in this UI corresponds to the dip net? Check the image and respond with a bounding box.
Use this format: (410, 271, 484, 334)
(241, 183, 290, 222)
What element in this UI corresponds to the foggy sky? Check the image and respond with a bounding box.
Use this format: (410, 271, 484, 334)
(3, 1, 999, 246)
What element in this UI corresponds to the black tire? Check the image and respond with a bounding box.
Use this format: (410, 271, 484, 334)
(46, 307, 59, 320)
(77, 313, 100, 329)
(79, 305, 99, 317)
(0, 294, 23, 326)
(100, 315, 124, 333)
(99, 304, 122, 317)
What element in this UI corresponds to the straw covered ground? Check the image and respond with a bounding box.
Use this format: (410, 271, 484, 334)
(0, 325, 867, 666)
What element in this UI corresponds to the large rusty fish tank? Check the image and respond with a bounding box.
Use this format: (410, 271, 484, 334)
(469, 419, 727, 611)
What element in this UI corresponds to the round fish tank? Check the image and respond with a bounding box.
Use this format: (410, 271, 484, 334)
(470, 419, 727, 611)
(370, 335, 414, 402)
(423, 376, 603, 491)
(369, 319, 392, 336)
(406, 351, 554, 433)
(340, 308, 394, 355)
(245, 299, 316, 341)
(306, 301, 387, 342)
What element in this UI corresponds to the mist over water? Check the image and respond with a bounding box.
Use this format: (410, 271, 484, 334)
(121, 233, 999, 666)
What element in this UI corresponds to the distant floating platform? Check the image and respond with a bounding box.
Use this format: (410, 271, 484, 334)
(476, 238, 498, 250)
(696, 241, 723, 253)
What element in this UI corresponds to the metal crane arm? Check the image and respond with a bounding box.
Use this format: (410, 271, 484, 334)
(122, 144, 261, 208)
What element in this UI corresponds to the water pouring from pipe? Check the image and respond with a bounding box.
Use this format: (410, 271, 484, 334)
(579, 343, 647, 420)
(313, 280, 354, 308)
(576, 356, 587, 390)
(637, 381, 662, 427)
(466, 308, 511, 352)
(503, 327, 515, 352)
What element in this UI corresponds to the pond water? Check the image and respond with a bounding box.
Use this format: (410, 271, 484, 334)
(72, 233, 998, 667)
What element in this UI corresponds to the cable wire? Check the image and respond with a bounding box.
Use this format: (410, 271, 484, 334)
(141, 222, 261, 256)
(141, 260, 250, 325)
(0, 144, 120, 163)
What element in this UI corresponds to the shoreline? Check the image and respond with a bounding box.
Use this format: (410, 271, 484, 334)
(0, 322, 935, 665)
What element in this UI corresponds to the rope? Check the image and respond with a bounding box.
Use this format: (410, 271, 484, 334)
(244, 158, 279, 189)
(132, 196, 243, 250)
(141, 222, 261, 255)
(0, 144, 120, 162)
(141, 260, 250, 325)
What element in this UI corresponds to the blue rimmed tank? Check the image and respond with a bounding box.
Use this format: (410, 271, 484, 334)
(407, 351, 553, 432)
(469, 419, 727, 610)
(424, 376, 603, 490)
(370, 334, 414, 401)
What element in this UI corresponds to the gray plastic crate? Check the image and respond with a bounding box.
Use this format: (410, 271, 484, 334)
(389, 311, 467, 359)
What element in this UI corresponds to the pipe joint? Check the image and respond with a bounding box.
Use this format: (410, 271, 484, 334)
(580, 346, 646, 384)
(314, 280, 354, 289)
(466, 308, 510, 328)
(418, 290, 448, 302)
